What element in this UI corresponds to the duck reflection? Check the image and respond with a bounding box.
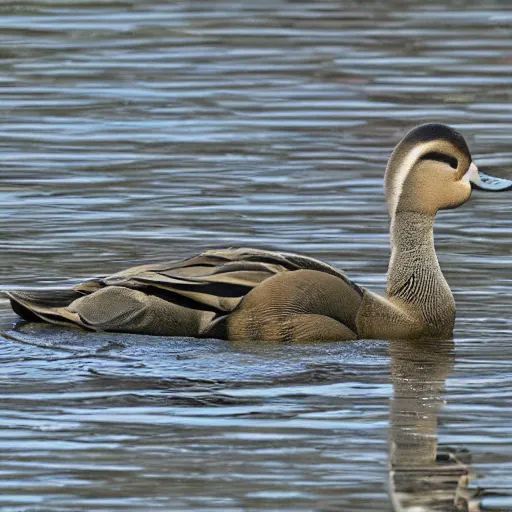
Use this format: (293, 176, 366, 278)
(388, 339, 478, 512)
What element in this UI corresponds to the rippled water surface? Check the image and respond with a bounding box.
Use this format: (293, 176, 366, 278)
(0, 1, 511, 511)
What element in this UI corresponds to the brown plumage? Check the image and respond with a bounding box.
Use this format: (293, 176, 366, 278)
(8, 248, 364, 342)
(6, 124, 512, 342)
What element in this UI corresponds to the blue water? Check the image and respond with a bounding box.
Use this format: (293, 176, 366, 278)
(0, 1, 511, 510)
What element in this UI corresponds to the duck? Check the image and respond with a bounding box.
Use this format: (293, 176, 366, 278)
(6, 123, 512, 342)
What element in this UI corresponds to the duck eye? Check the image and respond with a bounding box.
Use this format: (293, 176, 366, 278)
(420, 151, 458, 170)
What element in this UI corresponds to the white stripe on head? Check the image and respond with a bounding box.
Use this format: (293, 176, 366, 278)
(386, 140, 435, 216)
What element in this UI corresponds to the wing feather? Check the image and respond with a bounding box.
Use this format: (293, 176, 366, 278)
(8, 247, 363, 333)
(96, 248, 362, 314)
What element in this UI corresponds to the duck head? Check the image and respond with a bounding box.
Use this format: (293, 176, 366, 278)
(385, 123, 512, 217)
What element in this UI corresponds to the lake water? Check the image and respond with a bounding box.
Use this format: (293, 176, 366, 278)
(0, 1, 511, 511)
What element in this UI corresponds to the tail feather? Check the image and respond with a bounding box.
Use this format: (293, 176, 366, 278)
(6, 289, 86, 325)
(9, 298, 41, 323)
(7, 289, 84, 308)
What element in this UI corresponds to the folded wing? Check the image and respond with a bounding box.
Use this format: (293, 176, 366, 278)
(7, 247, 363, 336)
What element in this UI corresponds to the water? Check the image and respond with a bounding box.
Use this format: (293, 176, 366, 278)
(0, 1, 511, 510)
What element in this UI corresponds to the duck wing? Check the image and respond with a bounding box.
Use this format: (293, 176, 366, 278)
(7, 247, 363, 336)
(94, 247, 361, 310)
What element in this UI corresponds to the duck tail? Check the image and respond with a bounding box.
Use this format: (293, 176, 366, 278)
(6, 278, 104, 328)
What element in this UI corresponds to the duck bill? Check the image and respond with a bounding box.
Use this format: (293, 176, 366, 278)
(464, 162, 512, 191)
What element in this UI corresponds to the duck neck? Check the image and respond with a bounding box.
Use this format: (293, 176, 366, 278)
(387, 211, 455, 335)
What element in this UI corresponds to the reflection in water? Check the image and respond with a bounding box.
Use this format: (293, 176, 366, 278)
(389, 340, 472, 511)
(389, 341, 511, 512)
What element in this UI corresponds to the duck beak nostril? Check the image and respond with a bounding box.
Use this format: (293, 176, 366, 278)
(467, 162, 512, 192)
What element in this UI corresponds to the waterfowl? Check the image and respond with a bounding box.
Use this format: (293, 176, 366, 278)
(6, 123, 512, 342)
